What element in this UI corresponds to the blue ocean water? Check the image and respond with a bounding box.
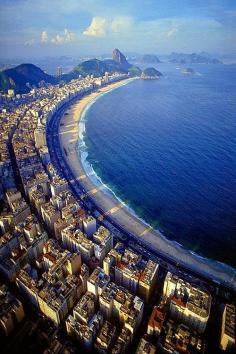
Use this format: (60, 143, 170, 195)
(84, 63, 236, 268)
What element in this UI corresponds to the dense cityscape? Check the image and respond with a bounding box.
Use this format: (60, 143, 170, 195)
(0, 71, 235, 354)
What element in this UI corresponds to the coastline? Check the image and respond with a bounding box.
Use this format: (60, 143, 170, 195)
(57, 78, 236, 290)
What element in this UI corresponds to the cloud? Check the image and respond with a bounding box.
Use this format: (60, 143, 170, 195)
(41, 31, 48, 43)
(51, 28, 76, 44)
(83, 17, 108, 37)
(166, 27, 179, 38)
(24, 39, 35, 46)
(83, 16, 133, 37)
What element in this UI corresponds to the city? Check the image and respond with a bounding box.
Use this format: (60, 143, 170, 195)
(0, 71, 235, 353)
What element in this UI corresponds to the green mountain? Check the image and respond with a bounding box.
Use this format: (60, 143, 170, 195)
(141, 67, 163, 78)
(73, 59, 108, 77)
(0, 49, 143, 94)
(0, 63, 57, 93)
(72, 49, 141, 78)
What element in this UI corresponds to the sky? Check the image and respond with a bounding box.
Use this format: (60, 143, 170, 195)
(0, 0, 236, 58)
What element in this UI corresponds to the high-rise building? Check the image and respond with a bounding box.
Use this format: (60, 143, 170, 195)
(57, 66, 63, 77)
(0, 284, 25, 336)
(136, 337, 156, 354)
(99, 282, 144, 338)
(87, 267, 110, 300)
(83, 215, 96, 237)
(34, 128, 47, 149)
(163, 272, 211, 334)
(138, 260, 159, 302)
(220, 304, 235, 351)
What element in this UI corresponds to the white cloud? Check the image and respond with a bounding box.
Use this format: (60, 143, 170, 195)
(166, 27, 179, 38)
(41, 31, 48, 43)
(24, 39, 35, 46)
(51, 28, 76, 44)
(83, 17, 108, 37)
(83, 16, 133, 37)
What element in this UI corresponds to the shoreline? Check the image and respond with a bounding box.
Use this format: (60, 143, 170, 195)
(57, 78, 236, 290)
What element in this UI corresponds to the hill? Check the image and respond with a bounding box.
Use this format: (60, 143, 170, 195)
(0, 49, 142, 94)
(141, 67, 162, 79)
(169, 52, 222, 64)
(72, 49, 141, 78)
(141, 54, 161, 63)
(0, 63, 57, 93)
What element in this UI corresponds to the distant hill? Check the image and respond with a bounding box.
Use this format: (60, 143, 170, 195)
(0, 63, 57, 93)
(140, 54, 161, 64)
(72, 49, 141, 78)
(0, 49, 143, 94)
(169, 52, 222, 64)
(141, 67, 162, 79)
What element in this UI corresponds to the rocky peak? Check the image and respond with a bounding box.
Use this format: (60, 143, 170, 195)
(112, 48, 129, 67)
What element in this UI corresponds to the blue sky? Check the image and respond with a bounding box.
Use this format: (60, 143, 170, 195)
(0, 0, 236, 58)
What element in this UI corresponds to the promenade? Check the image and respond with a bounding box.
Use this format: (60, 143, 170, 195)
(56, 79, 236, 291)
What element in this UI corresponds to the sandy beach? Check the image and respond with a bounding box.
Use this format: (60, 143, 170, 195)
(57, 78, 236, 290)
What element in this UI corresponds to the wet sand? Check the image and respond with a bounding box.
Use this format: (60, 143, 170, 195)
(58, 78, 236, 290)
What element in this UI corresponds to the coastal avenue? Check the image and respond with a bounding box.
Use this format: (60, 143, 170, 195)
(46, 79, 236, 293)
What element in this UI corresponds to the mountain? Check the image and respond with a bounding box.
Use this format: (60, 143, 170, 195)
(169, 52, 222, 64)
(73, 59, 108, 77)
(140, 54, 161, 64)
(72, 49, 141, 78)
(112, 48, 131, 69)
(0, 49, 143, 94)
(0, 63, 57, 93)
(141, 67, 162, 79)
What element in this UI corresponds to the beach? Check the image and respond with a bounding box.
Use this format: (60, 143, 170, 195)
(57, 78, 236, 290)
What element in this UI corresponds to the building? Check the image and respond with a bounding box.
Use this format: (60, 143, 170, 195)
(34, 127, 47, 149)
(83, 215, 96, 237)
(164, 272, 211, 334)
(147, 305, 166, 336)
(93, 226, 113, 263)
(56, 67, 63, 77)
(41, 202, 61, 231)
(87, 267, 110, 300)
(66, 292, 103, 351)
(220, 304, 235, 351)
(111, 327, 132, 354)
(138, 260, 159, 302)
(136, 337, 156, 354)
(61, 225, 94, 263)
(73, 292, 96, 324)
(95, 321, 117, 353)
(160, 320, 205, 353)
(50, 176, 68, 196)
(99, 282, 144, 338)
(114, 248, 142, 294)
(0, 284, 25, 336)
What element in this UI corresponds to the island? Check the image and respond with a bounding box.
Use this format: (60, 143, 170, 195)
(140, 54, 161, 64)
(181, 67, 195, 75)
(141, 67, 163, 79)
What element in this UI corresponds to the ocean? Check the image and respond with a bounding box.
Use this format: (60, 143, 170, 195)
(82, 63, 236, 270)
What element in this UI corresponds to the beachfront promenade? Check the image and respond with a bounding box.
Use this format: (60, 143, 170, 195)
(47, 78, 236, 291)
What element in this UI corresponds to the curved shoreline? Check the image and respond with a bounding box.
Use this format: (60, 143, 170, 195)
(56, 79, 236, 290)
